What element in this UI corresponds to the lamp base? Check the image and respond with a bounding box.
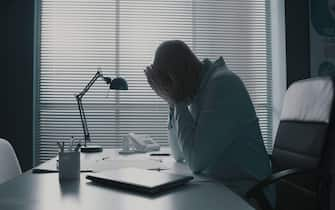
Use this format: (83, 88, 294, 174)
(80, 145, 103, 153)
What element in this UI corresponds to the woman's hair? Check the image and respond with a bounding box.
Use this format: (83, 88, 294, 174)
(150, 40, 201, 103)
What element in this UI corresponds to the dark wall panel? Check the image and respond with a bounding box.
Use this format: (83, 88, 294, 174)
(285, 0, 311, 87)
(0, 2, 9, 138)
(3, 0, 35, 171)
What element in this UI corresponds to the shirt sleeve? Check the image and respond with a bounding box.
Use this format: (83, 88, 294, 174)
(174, 71, 256, 173)
(168, 108, 185, 162)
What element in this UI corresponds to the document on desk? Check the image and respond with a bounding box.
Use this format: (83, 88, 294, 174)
(33, 158, 167, 173)
(86, 159, 167, 172)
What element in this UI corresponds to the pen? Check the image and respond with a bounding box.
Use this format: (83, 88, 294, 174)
(150, 153, 170, 156)
(102, 156, 110, 160)
(148, 168, 167, 171)
(74, 143, 81, 152)
(69, 136, 75, 151)
(61, 142, 65, 153)
(57, 142, 62, 152)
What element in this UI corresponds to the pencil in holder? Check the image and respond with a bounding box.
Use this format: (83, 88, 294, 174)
(58, 151, 80, 181)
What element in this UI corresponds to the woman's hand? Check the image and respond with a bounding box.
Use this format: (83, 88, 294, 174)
(144, 65, 176, 106)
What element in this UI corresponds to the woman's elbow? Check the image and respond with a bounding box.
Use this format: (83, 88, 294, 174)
(187, 157, 203, 174)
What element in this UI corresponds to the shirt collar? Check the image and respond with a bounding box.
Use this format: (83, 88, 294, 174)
(189, 57, 225, 104)
(199, 56, 226, 90)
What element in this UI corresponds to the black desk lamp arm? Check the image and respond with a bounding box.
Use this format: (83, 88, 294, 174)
(75, 71, 105, 146)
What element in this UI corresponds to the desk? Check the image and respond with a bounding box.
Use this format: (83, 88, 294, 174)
(0, 149, 254, 210)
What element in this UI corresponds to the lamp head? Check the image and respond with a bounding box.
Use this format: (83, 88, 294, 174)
(104, 77, 128, 90)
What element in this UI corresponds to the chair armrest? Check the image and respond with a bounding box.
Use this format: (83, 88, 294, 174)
(246, 168, 320, 210)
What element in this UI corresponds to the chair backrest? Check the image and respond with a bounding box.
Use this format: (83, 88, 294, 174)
(272, 77, 334, 171)
(272, 77, 335, 210)
(0, 138, 21, 184)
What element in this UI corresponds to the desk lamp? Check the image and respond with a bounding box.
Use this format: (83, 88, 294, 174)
(76, 70, 128, 153)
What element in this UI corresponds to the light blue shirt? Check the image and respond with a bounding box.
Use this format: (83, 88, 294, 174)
(168, 57, 275, 206)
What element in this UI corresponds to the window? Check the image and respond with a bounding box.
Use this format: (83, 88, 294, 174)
(35, 0, 272, 163)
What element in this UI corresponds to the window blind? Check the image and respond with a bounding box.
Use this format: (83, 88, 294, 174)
(37, 0, 272, 162)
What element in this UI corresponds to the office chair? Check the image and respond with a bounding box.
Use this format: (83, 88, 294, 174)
(246, 77, 335, 210)
(0, 138, 21, 184)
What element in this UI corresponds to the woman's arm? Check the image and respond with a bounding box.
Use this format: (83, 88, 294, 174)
(168, 107, 185, 162)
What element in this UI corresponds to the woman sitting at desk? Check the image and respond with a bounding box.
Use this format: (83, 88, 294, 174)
(144, 40, 274, 207)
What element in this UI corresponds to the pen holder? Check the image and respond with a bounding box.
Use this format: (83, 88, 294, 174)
(58, 151, 80, 181)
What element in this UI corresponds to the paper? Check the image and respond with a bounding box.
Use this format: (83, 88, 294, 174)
(85, 159, 167, 172)
(33, 158, 167, 173)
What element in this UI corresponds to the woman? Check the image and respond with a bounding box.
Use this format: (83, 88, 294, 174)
(145, 40, 274, 207)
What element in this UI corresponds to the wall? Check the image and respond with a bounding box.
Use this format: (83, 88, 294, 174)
(272, 0, 287, 142)
(1, 2, 9, 146)
(285, 0, 311, 86)
(1, 0, 35, 171)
